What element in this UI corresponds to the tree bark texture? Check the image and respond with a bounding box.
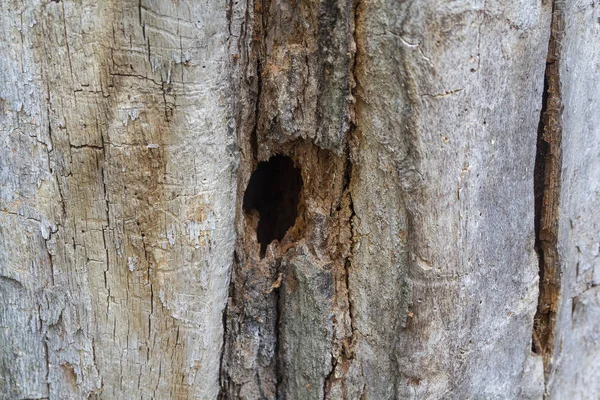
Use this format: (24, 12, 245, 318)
(1, 1, 236, 398)
(0, 0, 598, 399)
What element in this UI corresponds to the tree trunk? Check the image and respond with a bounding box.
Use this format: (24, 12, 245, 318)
(0, 0, 597, 399)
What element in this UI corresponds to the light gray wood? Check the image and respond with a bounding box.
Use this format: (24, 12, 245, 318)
(346, 0, 550, 397)
(546, 0, 600, 397)
(1, 1, 236, 398)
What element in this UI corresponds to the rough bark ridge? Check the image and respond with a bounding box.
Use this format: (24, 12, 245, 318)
(1, 1, 236, 398)
(348, 1, 548, 398)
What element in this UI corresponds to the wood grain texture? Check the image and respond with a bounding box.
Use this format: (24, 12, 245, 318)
(0, 1, 235, 398)
(2, 0, 599, 398)
(345, 0, 550, 397)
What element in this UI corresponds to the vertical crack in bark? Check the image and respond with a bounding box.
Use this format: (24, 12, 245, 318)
(217, 252, 232, 400)
(250, 59, 261, 160)
(323, 0, 360, 396)
(273, 259, 284, 399)
(43, 330, 51, 396)
(346, 0, 361, 350)
(220, 0, 273, 396)
(532, 0, 564, 379)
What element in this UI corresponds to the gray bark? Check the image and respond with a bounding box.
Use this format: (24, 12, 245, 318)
(0, 0, 598, 399)
(1, 1, 235, 398)
(348, 1, 548, 398)
(544, 1, 600, 397)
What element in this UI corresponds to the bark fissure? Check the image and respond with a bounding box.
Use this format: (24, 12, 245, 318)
(345, 0, 360, 349)
(250, 59, 262, 161)
(323, 0, 360, 393)
(273, 260, 284, 399)
(532, 0, 564, 378)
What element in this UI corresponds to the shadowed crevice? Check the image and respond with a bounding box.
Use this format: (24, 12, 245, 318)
(532, 1, 564, 383)
(243, 155, 303, 257)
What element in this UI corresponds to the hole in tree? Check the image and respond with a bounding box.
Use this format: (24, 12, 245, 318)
(243, 155, 303, 258)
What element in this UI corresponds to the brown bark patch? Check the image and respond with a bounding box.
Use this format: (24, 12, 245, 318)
(533, 1, 564, 376)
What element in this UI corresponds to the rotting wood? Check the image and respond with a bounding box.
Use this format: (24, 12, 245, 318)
(532, 0, 564, 376)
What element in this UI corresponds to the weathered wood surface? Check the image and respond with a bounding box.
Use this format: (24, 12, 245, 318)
(1, 1, 236, 398)
(1, 0, 599, 399)
(348, 0, 549, 398)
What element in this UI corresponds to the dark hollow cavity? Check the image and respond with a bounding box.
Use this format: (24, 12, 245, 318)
(243, 155, 303, 257)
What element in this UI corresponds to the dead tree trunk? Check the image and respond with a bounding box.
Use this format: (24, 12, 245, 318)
(0, 0, 598, 399)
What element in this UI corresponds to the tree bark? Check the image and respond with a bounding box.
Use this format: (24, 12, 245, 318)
(1, 1, 235, 398)
(0, 0, 598, 399)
